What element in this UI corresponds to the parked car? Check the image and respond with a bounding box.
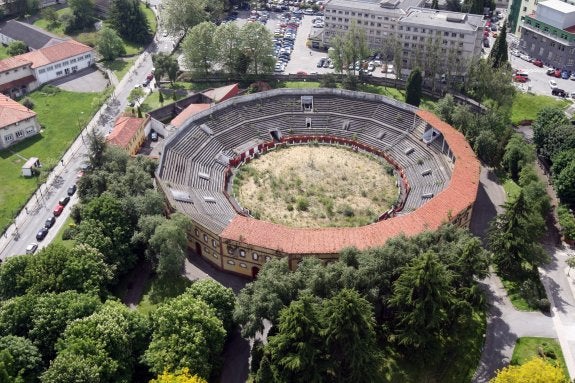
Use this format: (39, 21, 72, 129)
(549, 79, 558, 88)
(45, 216, 56, 228)
(490, 24, 497, 31)
(552, 88, 566, 97)
(483, 38, 490, 48)
(546, 68, 556, 76)
(36, 227, 49, 241)
(151, 131, 158, 141)
(317, 58, 325, 67)
(510, 49, 520, 57)
(519, 53, 531, 61)
(59, 196, 70, 206)
(561, 70, 571, 79)
(26, 243, 38, 254)
(532, 59, 543, 67)
(53, 204, 64, 216)
(67, 184, 77, 196)
(513, 75, 527, 83)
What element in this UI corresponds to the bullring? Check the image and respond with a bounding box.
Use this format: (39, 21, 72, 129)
(156, 88, 480, 278)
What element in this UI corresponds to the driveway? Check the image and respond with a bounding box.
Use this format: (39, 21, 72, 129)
(53, 66, 110, 93)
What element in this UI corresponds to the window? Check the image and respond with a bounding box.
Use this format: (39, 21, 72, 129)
(212, 239, 217, 248)
(55, 63, 62, 68)
(25, 127, 35, 134)
(239, 262, 247, 268)
(213, 253, 218, 258)
(444, 31, 449, 36)
(63, 61, 69, 66)
(451, 33, 456, 37)
(227, 246, 234, 255)
(39, 69, 46, 74)
(227, 260, 235, 265)
(239, 250, 246, 257)
(4, 134, 14, 142)
(84, 54, 90, 59)
(56, 71, 63, 76)
(78, 56, 84, 61)
(203, 234, 208, 242)
(70, 58, 76, 63)
(15, 131, 23, 138)
(252, 253, 259, 261)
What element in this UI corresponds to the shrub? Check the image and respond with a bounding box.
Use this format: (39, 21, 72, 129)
(557, 204, 575, 241)
(61, 226, 78, 240)
(21, 97, 34, 109)
(295, 197, 309, 211)
(537, 298, 551, 313)
(338, 204, 355, 217)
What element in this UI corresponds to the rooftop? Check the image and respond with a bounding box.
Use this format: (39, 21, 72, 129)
(106, 116, 145, 148)
(0, 96, 37, 129)
(539, 0, 575, 13)
(326, 0, 424, 13)
(0, 56, 31, 72)
(170, 103, 212, 128)
(202, 83, 240, 103)
(0, 20, 65, 50)
(400, 8, 485, 30)
(18, 40, 92, 69)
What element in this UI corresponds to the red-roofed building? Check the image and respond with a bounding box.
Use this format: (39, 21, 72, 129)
(106, 116, 147, 155)
(202, 83, 239, 103)
(170, 103, 212, 129)
(0, 96, 40, 149)
(0, 39, 94, 97)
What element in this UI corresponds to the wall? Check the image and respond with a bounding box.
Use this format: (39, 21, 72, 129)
(34, 52, 93, 84)
(0, 116, 40, 149)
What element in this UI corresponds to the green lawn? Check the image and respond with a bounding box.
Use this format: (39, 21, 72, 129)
(0, 44, 9, 59)
(141, 3, 157, 34)
(32, 8, 72, 36)
(103, 57, 136, 81)
(499, 271, 547, 311)
(511, 337, 569, 378)
(140, 90, 164, 112)
(0, 87, 104, 234)
(503, 178, 521, 202)
(51, 215, 76, 248)
(511, 92, 571, 125)
(137, 274, 192, 314)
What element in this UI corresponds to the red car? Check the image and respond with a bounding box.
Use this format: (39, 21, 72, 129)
(53, 204, 64, 217)
(513, 75, 527, 83)
(554, 69, 562, 78)
(532, 59, 543, 67)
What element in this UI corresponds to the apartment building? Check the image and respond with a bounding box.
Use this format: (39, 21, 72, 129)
(323, 0, 485, 74)
(519, 0, 575, 70)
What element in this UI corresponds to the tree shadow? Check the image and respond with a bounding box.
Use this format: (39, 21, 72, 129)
(217, 326, 251, 383)
(185, 251, 248, 294)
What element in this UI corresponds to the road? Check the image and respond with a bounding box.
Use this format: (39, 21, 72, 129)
(0, 11, 178, 261)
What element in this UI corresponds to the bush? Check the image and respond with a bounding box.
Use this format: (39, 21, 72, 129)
(61, 226, 78, 240)
(537, 298, 551, 313)
(21, 97, 34, 109)
(558, 204, 575, 241)
(295, 197, 309, 211)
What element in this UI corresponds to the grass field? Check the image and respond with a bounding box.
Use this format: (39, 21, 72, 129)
(33, 8, 71, 36)
(0, 87, 104, 233)
(511, 337, 569, 378)
(511, 92, 571, 125)
(234, 145, 398, 228)
(103, 57, 136, 81)
(0, 44, 9, 59)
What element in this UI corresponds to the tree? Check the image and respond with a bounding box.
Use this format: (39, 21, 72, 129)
(214, 22, 241, 74)
(158, 90, 164, 105)
(490, 357, 569, 383)
(182, 22, 218, 76)
(431, 0, 439, 8)
(389, 251, 455, 353)
(128, 86, 145, 105)
(327, 21, 369, 75)
(474, 130, 501, 167)
(41, 7, 59, 29)
(239, 22, 274, 75)
(264, 293, 326, 383)
(148, 221, 187, 278)
(405, 68, 423, 107)
(320, 289, 382, 383)
(466, 58, 515, 109)
(6, 41, 27, 56)
(160, 0, 208, 36)
(152, 53, 179, 84)
(97, 27, 126, 61)
(107, 0, 151, 44)
(85, 129, 107, 169)
(555, 161, 575, 207)
(539, 124, 575, 163)
(43, 301, 150, 383)
(0, 335, 42, 382)
(150, 369, 208, 383)
(320, 73, 338, 88)
(502, 134, 535, 181)
(66, 0, 95, 33)
(143, 294, 226, 378)
(532, 107, 569, 155)
(489, 20, 509, 68)
(558, 205, 575, 242)
(185, 280, 235, 333)
(488, 191, 547, 274)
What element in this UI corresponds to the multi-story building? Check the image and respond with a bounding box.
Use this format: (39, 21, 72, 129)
(0, 95, 41, 149)
(322, 0, 485, 75)
(106, 116, 148, 156)
(0, 40, 94, 97)
(519, 0, 575, 70)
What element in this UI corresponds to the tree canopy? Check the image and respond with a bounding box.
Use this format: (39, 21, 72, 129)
(405, 68, 423, 107)
(490, 357, 569, 383)
(107, 0, 151, 44)
(97, 27, 126, 61)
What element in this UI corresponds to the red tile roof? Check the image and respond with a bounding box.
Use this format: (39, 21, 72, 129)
(202, 83, 239, 103)
(19, 40, 92, 69)
(0, 96, 37, 129)
(0, 56, 31, 72)
(220, 109, 480, 254)
(106, 116, 145, 148)
(171, 103, 212, 128)
(0, 75, 36, 92)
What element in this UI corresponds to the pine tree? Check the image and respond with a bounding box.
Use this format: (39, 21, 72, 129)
(405, 68, 423, 107)
(158, 91, 164, 105)
(489, 20, 509, 68)
(431, 0, 439, 9)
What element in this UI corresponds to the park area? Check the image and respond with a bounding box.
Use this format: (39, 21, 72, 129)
(0, 87, 105, 233)
(234, 145, 398, 228)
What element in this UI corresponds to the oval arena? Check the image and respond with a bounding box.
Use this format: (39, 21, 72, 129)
(156, 88, 480, 278)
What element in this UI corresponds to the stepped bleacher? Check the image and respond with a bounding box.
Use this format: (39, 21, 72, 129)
(157, 88, 460, 236)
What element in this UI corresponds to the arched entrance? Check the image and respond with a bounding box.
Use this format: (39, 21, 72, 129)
(251, 266, 260, 278)
(195, 242, 202, 257)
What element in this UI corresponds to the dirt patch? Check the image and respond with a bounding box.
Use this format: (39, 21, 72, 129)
(234, 145, 398, 228)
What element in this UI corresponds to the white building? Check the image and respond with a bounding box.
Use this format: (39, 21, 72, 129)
(322, 0, 485, 74)
(0, 40, 94, 97)
(0, 96, 41, 149)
